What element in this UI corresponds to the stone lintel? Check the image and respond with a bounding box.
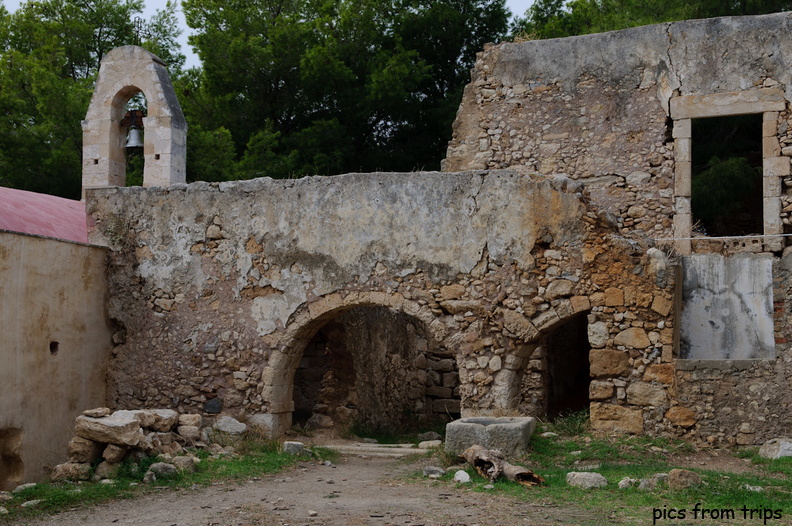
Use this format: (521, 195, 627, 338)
(670, 88, 786, 119)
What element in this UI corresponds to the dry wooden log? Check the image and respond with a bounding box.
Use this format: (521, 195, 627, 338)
(461, 444, 504, 482)
(502, 461, 545, 487)
(461, 444, 544, 486)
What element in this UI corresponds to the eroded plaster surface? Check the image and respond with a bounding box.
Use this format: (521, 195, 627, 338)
(86, 170, 674, 438)
(0, 232, 112, 488)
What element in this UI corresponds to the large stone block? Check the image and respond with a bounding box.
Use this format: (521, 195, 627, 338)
(665, 406, 697, 428)
(589, 381, 614, 400)
(644, 364, 675, 384)
(589, 349, 630, 377)
(590, 403, 643, 434)
(626, 382, 668, 407)
(74, 413, 143, 446)
(758, 438, 792, 459)
(500, 309, 539, 341)
(148, 409, 179, 431)
(587, 321, 609, 348)
(67, 436, 103, 464)
(545, 279, 575, 299)
(445, 416, 536, 457)
(51, 462, 91, 482)
(614, 328, 650, 349)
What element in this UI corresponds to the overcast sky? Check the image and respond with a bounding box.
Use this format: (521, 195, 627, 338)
(2, 0, 535, 68)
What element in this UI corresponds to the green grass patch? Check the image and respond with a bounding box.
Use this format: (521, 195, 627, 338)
(0, 439, 299, 523)
(425, 418, 790, 525)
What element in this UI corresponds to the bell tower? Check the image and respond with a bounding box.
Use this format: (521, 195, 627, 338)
(81, 46, 186, 196)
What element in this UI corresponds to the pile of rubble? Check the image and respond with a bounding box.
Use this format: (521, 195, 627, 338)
(51, 407, 248, 482)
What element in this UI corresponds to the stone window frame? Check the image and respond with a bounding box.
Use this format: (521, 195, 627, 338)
(670, 88, 790, 255)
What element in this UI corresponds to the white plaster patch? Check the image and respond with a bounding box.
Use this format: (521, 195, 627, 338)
(680, 254, 774, 359)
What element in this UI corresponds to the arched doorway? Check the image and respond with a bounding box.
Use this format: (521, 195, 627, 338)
(291, 305, 461, 434)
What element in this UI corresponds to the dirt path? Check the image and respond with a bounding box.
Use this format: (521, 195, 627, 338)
(10, 455, 601, 526)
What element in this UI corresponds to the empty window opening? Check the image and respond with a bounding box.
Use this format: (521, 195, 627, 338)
(691, 114, 763, 237)
(545, 314, 591, 418)
(0, 428, 24, 491)
(122, 92, 147, 187)
(292, 306, 459, 436)
(49, 341, 59, 355)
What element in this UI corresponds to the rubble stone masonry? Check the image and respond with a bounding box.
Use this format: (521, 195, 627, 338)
(86, 171, 677, 440)
(444, 13, 792, 444)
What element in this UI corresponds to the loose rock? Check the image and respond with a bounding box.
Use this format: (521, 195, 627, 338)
(453, 470, 471, 483)
(283, 441, 305, 455)
(667, 469, 701, 489)
(758, 438, 792, 459)
(214, 416, 247, 435)
(422, 466, 446, 478)
(566, 472, 607, 489)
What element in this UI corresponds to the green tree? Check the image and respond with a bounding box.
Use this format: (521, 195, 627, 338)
(512, 0, 792, 39)
(181, 0, 509, 178)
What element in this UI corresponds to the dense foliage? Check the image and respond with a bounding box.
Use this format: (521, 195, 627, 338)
(512, 0, 792, 39)
(2, 0, 792, 197)
(179, 0, 509, 181)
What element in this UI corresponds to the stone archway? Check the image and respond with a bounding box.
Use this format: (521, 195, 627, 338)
(478, 304, 593, 420)
(81, 46, 186, 195)
(259, 292, 461, 436)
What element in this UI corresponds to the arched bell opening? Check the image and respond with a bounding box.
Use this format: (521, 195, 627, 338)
(291, 305, 460, 436)
(121, 91, 147, 187)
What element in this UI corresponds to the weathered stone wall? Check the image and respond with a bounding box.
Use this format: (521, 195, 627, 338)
(0, 232, 112, 489)
(443, 12, 792, 445)
(444, 12, 792, 246)
(86, 170, 676, 439)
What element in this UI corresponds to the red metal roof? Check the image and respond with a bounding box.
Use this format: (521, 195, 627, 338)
(0, 186, 89, 244)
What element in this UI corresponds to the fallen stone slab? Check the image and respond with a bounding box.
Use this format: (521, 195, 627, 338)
(759, 438, 792, 459)
(75, 413, 143, 446)
(445, 417, 536, 457)
(51, 462, 91, 482)
(214, 415, 247, 435)
(148, 409, 179, 431)
(322, 444, 430, 458)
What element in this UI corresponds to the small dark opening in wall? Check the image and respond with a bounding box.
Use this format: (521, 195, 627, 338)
(0, 428, 24, 491)
(49, 341, 59, 355)
(691, 114, 763, 237)
(545, 314, 590, 418)
(154, 154, 161, 160)
(93, 159, 99, 165)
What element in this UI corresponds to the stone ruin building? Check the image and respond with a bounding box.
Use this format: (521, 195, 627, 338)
(2, 12, 792, 489)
